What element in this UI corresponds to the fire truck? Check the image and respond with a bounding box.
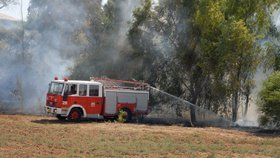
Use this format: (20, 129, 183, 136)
(45, 77, 150, 122)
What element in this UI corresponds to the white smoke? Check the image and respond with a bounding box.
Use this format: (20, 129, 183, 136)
(236, 68, 272, 127)
(117, 0, 141, 45)
(0, 1, 92, 114)
(236, 9, 280, 127)
(0, 0, 142, 114)
(273, 9, 280, 28)
(104, 0, 141, 61)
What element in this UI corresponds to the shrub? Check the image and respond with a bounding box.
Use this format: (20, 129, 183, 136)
(117, 109, 127, 123)
(259, 72, 280, 128)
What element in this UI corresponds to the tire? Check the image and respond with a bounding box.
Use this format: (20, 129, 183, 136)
(136, 114, 144, 123)
(56, 114, 66, 121)
(67, 108, 82, 122)
(118, 108, 132, 123)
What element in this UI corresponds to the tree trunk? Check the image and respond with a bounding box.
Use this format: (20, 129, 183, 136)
(244, 93, 250, 118)
(188, 71, 206, 126)
(190, 105, 196, 124)
(232, 66, 242, 122)
(190, 95, 197, 126)
(232, 91, 239, 122)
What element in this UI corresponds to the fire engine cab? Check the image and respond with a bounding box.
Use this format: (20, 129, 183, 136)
(45, 77, 150, 122)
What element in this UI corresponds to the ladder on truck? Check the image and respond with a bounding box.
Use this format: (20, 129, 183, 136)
(90, 77, 149, 91)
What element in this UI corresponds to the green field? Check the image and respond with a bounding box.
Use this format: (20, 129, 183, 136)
(0, 115, 279, 158)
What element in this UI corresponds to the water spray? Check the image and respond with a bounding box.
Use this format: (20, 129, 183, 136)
(146, 86, 233, 127)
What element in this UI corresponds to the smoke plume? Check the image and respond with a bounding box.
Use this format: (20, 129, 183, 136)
(0, 0, 94, 114)
(0, 0, 143, 114)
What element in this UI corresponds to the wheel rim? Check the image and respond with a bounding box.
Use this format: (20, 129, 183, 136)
(71, 111, 80, 120)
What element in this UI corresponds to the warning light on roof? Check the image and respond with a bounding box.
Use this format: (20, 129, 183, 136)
(54, 77, 58, 80)
(64, 77, 68, 82)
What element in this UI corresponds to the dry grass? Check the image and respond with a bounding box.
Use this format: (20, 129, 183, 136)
(0, 115, 279, 158)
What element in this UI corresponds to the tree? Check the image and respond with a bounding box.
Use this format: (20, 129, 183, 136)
(259, 71, 280, 128)
(194, 0, 280, 122)
(70, 0, 142, 80)
(127, 0, 280, 122)
(127, 0, 204, 123)
(262, 20, 280, 71)
(66, 0, 280, 123)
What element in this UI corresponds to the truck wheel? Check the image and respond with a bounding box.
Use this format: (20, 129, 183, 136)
(136, 114, 144, 123)
(56, 114, 66, 121)
(118, 108, 132, 123)
(67, 108, 82, 122)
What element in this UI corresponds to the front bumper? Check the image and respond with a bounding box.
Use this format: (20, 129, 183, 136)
(45, 106, 68, 116)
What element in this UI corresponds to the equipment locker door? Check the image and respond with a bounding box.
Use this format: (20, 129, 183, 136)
(136, 93, 149, 111)
(105, 91, 117, 114)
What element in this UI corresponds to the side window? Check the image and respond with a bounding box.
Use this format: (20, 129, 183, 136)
(64, 84, 77, 95)
(89, 85, 99, 97)
(79, 84, 87, 96)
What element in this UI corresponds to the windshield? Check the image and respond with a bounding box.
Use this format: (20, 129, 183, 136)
(48, 82, 64, 95)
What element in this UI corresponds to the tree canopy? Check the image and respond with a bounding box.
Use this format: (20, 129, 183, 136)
(123, 0, 280, 121)
(0, 0, 280, 122)
(69, 0, 280, 122)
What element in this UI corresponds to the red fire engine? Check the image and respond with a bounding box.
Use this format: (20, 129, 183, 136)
(45, 77, 150, 122)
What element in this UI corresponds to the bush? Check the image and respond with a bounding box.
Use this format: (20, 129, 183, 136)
(117, 109, 127, 123)
(259, 72, 280, 128)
